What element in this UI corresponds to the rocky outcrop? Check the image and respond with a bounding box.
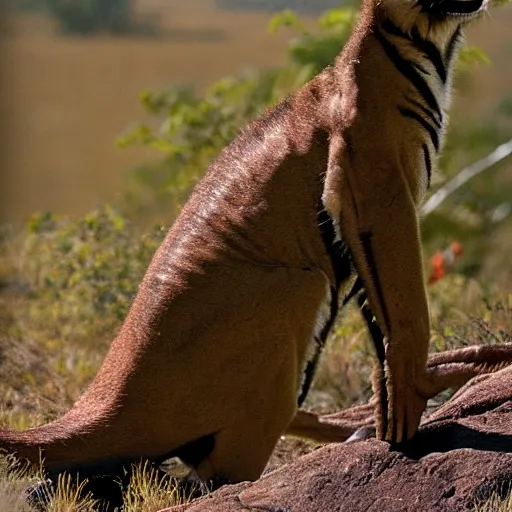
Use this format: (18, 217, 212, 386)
(162, 366, 512, 512)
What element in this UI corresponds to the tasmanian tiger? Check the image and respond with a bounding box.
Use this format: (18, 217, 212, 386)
(0, 0, 494, 498)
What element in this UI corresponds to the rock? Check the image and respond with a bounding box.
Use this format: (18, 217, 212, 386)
(160, 366, 512, 512)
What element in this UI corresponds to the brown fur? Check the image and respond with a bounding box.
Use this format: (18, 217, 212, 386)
(164, 343, 512, 481)
(0, 0, 489, 487)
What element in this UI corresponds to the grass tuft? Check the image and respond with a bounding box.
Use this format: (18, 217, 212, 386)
(474, 492, 512, 512)
(44, 474, 99, 512)
(122, 461, 189, 512)
(0, 454, 40, 512)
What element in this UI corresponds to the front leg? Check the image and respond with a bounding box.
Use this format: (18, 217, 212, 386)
(323, 135, 434, 443)
(287, 343, 512, 445)
(356, 290, 389, 436)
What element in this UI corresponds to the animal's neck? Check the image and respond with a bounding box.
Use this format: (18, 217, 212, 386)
(335, 2, 375, 69)
(380, 17, 463, 84)
(328, 7, 466, 205)
(337, 6, 464, 84)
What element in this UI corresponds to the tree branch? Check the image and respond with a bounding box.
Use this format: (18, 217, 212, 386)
(422, 138, 512, 216)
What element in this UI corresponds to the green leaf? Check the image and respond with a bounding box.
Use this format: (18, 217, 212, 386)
(268, 10, 307, 34)
(458, 45, 490, 69)
(318, 7, 357, 29)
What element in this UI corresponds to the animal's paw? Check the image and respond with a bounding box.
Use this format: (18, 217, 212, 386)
(378, 364, 429, 445)
(345, 426, 376, 444)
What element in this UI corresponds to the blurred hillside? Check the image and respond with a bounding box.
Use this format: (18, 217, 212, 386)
(215, 0, 344, 11)
(0, 0, 511, 225)
(0, 0, 300, 224)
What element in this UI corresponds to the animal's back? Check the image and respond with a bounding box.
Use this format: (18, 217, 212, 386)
(0, 88, 337, 476)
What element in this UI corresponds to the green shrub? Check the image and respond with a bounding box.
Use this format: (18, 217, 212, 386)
(20, 207, 165, 346)
(118, 7, 357, 219)
(0, 208, 167, 417)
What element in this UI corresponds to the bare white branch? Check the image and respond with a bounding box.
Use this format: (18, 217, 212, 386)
(422, 138, 512, 217)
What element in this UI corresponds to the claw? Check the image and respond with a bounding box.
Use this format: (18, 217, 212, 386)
(345, 426, 376, 443)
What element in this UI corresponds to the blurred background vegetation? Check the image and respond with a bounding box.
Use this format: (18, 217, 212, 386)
(0, 0, 511, 508)
(15, 0, 134, 33)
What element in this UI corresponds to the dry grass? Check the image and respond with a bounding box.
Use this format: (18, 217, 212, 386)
(0, 455, 40, 512)
(0, 455, 190, 512)
(474, 492, 512, 512)
(122, 461, 189, 512)
(43, 475, 99, 512)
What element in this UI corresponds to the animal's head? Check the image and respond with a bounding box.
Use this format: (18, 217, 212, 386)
(374, 0, 489, 44)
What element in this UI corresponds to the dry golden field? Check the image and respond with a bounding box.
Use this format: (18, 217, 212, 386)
(0, 0, 511, 225)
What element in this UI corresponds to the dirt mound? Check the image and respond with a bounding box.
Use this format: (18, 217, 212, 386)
(162, 366, 512, 512)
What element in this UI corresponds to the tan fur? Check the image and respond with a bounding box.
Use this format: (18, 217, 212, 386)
(322, 0, 489, 442)
(0, 0, 489, 486)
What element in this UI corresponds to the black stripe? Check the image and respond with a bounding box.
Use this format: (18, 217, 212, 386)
(297, 286, 339, 406)
(360, 231, 390, 330)
(410, 27, 448, 83)
(357, 292, 386, 367)
(399, 107, 440, 152)
(408, 97, 442, 129)
(375, 28, 442, 122)
(297, 207, 355, 406)
(381, 19, 448, 84)
(412, 60, 431, 77)
(380, 17, 408, 38)
(357, 291, 388, 439)
(317, 208, 353, 288)
(445, 26, 462, 67)
(422, 143, 432, 188)
(297, 349, 320, 406)
(342, 276, 364, 306)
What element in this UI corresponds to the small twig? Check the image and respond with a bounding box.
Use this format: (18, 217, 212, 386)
(471, 317, 502, 344)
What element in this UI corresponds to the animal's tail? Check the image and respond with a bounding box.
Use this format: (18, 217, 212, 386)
(0, 328, 152, 473)
(1, 421, 63, 464)
(0, 388, 126, 475)
(0, 415, 104, 470)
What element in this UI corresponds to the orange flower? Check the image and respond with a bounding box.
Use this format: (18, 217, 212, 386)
(427, 242, 464, 285)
